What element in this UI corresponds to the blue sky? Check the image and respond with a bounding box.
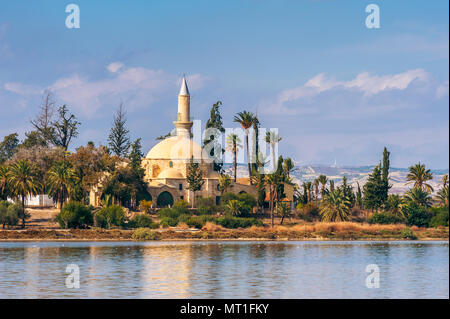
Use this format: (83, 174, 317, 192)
(0, 0, 448, 168)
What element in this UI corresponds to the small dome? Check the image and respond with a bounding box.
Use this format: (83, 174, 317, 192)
(158, 168, 184, 179)
(146, 136, 212, 162)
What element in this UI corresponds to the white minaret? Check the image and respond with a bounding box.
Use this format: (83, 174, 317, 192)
(173, 76, 193, 138)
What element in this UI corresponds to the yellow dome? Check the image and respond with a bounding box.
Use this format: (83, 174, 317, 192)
(157, 168, 184, 179)
(146, 136, 212, 161)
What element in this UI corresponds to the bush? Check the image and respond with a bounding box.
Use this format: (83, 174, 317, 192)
(139, 200, 153, 213)
(367, 212, 406, 225)
(215, 216, 263, 229)
(159, 216, 178, 227)
(429, 206, 449, 227)
(56, 202, 93, 229)
(196, 197, 218, 215)
(0, 201, 20, 229)
(221, 192, 238, 204)
(400, 227, 417, 240)
(129, 214, 159, 229)
(131, 228, 159, 240)
(298, 202, 319, 221)
(173, 200, 190, 214)
(403, 203, 432, 227)
(158, 207, 183, 219)
(95, 205, 125, 229)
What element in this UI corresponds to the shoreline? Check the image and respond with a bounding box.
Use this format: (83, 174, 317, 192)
(0, 226, 448, 242)
(0, 238, 448, 242)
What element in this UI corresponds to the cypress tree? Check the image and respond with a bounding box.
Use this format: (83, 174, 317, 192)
(204, 101, 225, 172)
(186, 157, 205, 208)
(363, 164, 385, 211)
(108, 104, 131, 157)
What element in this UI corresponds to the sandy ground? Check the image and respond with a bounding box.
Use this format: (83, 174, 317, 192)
(25, 208, 60, 229)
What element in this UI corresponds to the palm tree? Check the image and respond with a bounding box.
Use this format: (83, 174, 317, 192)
(319, 189, 352, 222)
(435, 174, 448, 206)
(226, 133, 242, 182)
(404, 187, 432, 208)
(276, 202, 291, 225)
(7, 160, 40, 228)
(314, 178, 320, 205)
(317, 174, 328, 199)
(225, 199, 242, 216)
(282, 157, 295, 179)
(218, 174, 232, 194)
(406, 163, 434, 193)
(265, 173, 281, 227)
(442, 174, 448, 188)
(385, 194, 403, 215)
(0, 165, 9, 200)
(265, 131, 282, 173)
(46, 160, 78, 212)
(234, 111, 255, 184)
(436, 186, 449, 207)
(305, 181, 313, 203)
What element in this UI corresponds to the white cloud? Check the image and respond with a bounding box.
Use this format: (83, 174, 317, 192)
(107, 62, 124, 73)
(3, 82, 41, 95)
(267, 69, 431, 115)
(436, 80, 449, 99)
(5, 64, 210, 118)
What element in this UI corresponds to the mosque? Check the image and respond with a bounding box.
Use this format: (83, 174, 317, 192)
(90, 77, 262, 208)
(140, 76, 257, 207)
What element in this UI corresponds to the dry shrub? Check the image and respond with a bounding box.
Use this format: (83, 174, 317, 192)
(177, 222, 189, 230)
(201, 222, 225, 232)
(290, 224, 315, 232)
(410, 225, 420, 231)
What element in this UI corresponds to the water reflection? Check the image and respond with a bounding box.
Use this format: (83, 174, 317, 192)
(0, 241, 448, 299)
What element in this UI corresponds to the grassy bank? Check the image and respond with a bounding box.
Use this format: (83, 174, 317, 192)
(0, 222, 448, 241)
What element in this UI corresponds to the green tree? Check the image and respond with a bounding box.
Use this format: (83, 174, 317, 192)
(0, 133, 20, 163)
(404, 187, 432, 208)
(385, 194, 403, 215)
(108, 103, 131, 157)
(381, 147, 391, 199)
(318, 175, 328, 200)
(0, 165, 9, 200)
(435, 174, 449, 207)
(218, 174, 232, 194)
(276, 201, 292, 225)
(363, 164, 385, 211)
(319, 189, 352, 222)
(7, 160, 40, 228)
(226, 133, 242, 182)
(204, 101, 225, 172)
(186, 158, 205, 208)
(406, 163, 434, 193)
(225, 199, 243, 216)
(234, 111, 255, 184)
(282, 158, 295, 180)
(128, 138, 144, 175)
(356, 182, 363, 209)
(46, 160, 78, 212)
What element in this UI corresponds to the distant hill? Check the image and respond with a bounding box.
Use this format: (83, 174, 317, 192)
(223, 164, 448, 195)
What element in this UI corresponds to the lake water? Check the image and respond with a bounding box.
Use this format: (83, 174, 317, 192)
(0, 241, 448, 299)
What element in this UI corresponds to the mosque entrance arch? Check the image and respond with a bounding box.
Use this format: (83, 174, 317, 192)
(157, 191, 174, 207)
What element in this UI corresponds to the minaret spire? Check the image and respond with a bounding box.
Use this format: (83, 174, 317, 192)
(179, 74, 190, 96)
(174, 75, 193, 138)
